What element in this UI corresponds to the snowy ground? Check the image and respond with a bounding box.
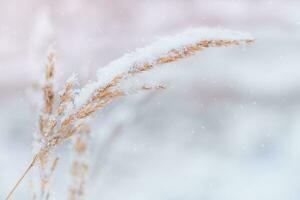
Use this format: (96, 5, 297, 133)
(1, 1, 300, 199)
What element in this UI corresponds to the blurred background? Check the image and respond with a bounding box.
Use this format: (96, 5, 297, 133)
(1, 0, 300, 199)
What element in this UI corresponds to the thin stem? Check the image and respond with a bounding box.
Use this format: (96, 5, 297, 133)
(5, 154, 39, 200)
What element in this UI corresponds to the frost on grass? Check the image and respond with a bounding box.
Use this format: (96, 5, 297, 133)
(73, 27, 253, 111)
(96, 27, 252, 79)
(4, 27, 254, 200)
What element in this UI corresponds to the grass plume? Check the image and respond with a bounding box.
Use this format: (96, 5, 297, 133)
(4, 28, 254, 200)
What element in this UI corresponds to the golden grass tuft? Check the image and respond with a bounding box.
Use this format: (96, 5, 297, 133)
(5, 35, 254, 200)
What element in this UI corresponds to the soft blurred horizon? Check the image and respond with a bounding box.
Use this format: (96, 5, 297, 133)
(1, 1, 300, 199)
(0, 0, 298, 95)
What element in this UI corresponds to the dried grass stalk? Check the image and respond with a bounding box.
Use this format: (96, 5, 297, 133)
(5, 29, 254, 200)
(68, 124, 90, 200)
(30, 48, 59, 200)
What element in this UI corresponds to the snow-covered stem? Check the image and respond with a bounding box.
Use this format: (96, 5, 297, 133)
(56, 74, 78, 116)
(34, 47, 58, 200)
(55, 32, 254, 149)
(39, 49, 56, 143)
(4, 27, 254, 200)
